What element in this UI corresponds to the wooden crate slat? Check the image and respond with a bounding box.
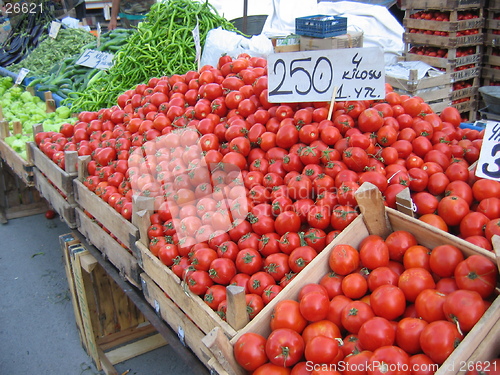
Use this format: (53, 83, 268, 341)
(75, 207, 141, 288)
(450, 85, 479, 100)
(73, 179, 138, 250)
(33, 168, 77, 228)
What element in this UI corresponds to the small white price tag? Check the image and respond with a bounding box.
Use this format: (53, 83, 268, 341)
(15, 68, 29, 85)
(97, 22, 101, 48)
(192, 20, 201, 70)
(75, 49, 114, 70)
(475, 120, 500, 181)
(49, 21, 61, 39)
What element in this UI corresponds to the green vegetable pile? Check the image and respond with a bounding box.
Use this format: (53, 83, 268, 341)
(69, 0, 238, 112)
(0, 76, 76, 160)
(9, 27, 96, 77)
(28, 28, 135, 101)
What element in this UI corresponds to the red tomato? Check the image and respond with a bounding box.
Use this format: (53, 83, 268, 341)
(429, 244, 464, 278)
(415, 288, 447, 323)
(398, 267, 436, 302)
(329, 244, 360, 275)
(370, 284, 406, 321)
(368, 345, 410, 375)
(420, 320, 463, 364)
(300, 291, 330, 322)
(396, 317, 428, 355)
(442, 289, 487, 333)
(384, 230, 418, 263)
(270, 300, 308, 333)
(266, 328, 305, 367)
(454, 254, 498, 299)
(340, 300, 375, 334)
(358, 316, 396, 352)
(233, 332, 268, 371)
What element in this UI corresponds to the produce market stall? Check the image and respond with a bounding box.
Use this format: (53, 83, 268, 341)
(1, 0, 500, 374)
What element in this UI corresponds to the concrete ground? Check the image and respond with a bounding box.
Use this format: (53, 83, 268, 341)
(0, 213, 198, 375)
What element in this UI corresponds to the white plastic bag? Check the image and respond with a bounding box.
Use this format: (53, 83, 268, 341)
(200, 27, 274, 68)
(261, 0, 404, 65)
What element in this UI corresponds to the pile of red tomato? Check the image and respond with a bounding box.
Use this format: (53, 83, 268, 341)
(233, 231, 498, 375)
(33, 53, 500, 323)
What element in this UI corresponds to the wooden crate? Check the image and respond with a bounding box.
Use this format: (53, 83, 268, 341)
(74, 156, 139, 251)
(452, 64, 482, 81)
(27, 140, 77, 201)
(33, 167, 77, 228)
(489, 0, 500, 10)
(385, 68, 452, 95)
(0, 121, 33, 186)
(451, 78, 480, 100)
(401, 0, 484, 9)
(0, 159, 48, 223)
(203, 183, 500, 375)
(483, 46, 500, 65)
(404, 32, 483, 48)
(404, 10, 484, 32)
(59, 233, 167, 375)
(404, 46, 482, 70)
(482, 66, 500, 82)
(484, 32, 500, 46)
(75, 207, 141, 288)
(485, 19, 500, 30)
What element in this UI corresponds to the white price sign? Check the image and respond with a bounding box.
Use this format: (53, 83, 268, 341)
(49, 21, 61, 39)
(15, 68, 29, 85)
(267, 47, 385, 103)
(475, 121, 500, 181)
(76, 49, 114, 70)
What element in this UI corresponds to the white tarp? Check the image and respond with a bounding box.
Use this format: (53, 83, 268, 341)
(262, 0, 404, 65)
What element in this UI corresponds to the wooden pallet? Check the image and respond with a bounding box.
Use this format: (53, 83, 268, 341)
(400, 0, 484, 9)
(60, 234, 167, 375)
(33, 167, 77, 228)
(75, 206, 141, 288)
(204, 183, 500, 375)
(0, 159, 48, 223)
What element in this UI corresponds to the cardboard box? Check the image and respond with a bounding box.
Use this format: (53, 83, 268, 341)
(300, 30, 363, 51)
(271, 34, 300, 53)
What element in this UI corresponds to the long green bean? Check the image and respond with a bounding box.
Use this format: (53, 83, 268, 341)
(69, 0, 238, 113)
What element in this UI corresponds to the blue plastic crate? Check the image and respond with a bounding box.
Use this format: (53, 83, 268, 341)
(295, 15, 348, 38)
